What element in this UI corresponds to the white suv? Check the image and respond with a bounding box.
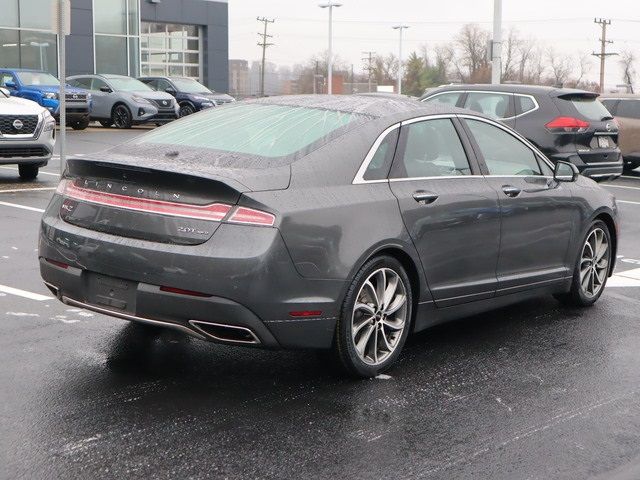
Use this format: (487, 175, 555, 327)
(0, 86, 55, 180)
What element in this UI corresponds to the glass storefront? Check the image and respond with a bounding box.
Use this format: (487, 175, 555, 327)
(0, 0, 58, 75)
(140, 22, 201, 80)
(93, 0, 139, 76)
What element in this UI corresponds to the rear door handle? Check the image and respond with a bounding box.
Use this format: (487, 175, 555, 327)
(502, 185, 522, 198)
(413, 191, 439, 205)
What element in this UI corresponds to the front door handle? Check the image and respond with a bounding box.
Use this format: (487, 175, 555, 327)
(502, 185, 522, 198)
(413, 191, 439, 205)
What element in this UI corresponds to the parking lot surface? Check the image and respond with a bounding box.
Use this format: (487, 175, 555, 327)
(1, 126, 640, 479)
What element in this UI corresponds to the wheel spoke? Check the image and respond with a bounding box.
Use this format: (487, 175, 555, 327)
(384, 294, 406, 315)
(382, 274, 399, 309)
(383, 317, 405, 331)
(363, 281, 379, 308)
(375, 270, 386, 308)
(379, 326, 394, 352)
(353, 316, 373, 336)
(372, 327, 379, 363)
(354, 302, 375, 316)
(355, 324, 375, 357)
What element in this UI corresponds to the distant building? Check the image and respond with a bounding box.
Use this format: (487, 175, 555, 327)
(229, 60, 249, 97)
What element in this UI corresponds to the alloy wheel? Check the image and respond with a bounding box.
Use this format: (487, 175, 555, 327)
(113, 106, 130, 128)
(579, 227, 609, 298)
(351, 268, 408, 366)
(180, 105, 195, 117)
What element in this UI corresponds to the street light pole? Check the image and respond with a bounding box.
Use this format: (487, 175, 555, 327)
(319, 1, 342, 94)
(491, 0, 502, 84)
(392, 25, 409, 95)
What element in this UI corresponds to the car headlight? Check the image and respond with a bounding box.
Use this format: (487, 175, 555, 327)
(132, 95, 152, 105)
(192, 96, 210, 102)
(86, 93, 92, 100)
(43, 92, 58, 100)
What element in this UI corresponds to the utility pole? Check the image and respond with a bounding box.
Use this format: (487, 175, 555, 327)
(319, 2, 342, 94)
(362, 51, 375, 93)
(592, 18, 617, 93)
(392, 25, 409, 94)
(257, 17, 275, 97)
(491, 0, 502, 84)
(54, 0, 70, 175)
(350, 64, 354, 93)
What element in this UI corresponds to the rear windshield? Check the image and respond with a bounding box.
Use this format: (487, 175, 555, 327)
(135, 103, 368, 158)
(561, 95, 612, 121)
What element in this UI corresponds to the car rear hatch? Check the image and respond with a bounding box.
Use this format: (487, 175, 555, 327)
(58, 149, 289, 246)
(549, 92, 620, 165)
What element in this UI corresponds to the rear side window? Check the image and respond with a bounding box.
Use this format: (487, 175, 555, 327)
(135, 103, 369, 159)
(424, 92, 462, 107)
(516, 95, 537, 115)
(390, 119, 471, 178)
(464, 92, 511, 119)
(363, 128, 399, 181)
(617, 100, 640, 119)
(465, 119, 542, 176)
(559, 95, 612, 121)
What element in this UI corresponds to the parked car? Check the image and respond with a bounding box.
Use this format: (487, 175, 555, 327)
(39, 95, 618, 377)
(0, 68, 91, 130)
(600, 94, 640, 172)
(0, 86, 55, 180)
(421, 84, 623, 181)
(138, 76, 235, 117)
(67, 74, 178, 129)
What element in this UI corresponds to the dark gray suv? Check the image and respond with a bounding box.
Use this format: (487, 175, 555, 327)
(422, 84, 623, 181)
(39, 96, 618, 377)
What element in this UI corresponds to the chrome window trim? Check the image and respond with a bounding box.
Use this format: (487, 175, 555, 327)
(389, 176, 485, 183)
(422, 90, 540, 121)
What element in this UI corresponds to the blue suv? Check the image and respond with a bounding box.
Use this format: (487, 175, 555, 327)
(0, 69, 92, 130)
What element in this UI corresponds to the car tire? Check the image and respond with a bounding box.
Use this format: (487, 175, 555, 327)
(71, 117, 90, 130)
(179, 104, 196, 117)
(555, 220, 612, 307)
(111, 104, 132, 129)
(332, 255, 413, 378)
(18, 164, 39, 181)
(99, 120, 113, 128)
(623, 160, 640, 172)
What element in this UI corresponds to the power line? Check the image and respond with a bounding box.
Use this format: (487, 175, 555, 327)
(592, 18, 617, 93)
(257, 17, 275, 97)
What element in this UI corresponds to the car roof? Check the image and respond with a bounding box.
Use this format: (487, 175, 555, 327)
(2, 68, 49, 73)
(600, 93, 640, 99)
(423, 83, 598, 98)
(248, 94, 469, 119)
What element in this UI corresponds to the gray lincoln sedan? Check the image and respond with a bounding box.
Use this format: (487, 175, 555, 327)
(39, 95, 618, 377)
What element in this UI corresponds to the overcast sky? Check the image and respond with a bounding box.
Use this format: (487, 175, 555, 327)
(228, 0, 639, 87)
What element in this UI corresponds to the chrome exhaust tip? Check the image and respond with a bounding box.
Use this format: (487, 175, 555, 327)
(188, 320, 261, 345)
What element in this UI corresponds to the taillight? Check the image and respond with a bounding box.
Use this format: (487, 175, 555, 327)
(159, 286, 212, 297)
(46, 258, 69, 269)
(545, 117, 590, 133)
(289, 310, 323, 318)
(56, 179, 232, 222)
(227, 206, 275, 227)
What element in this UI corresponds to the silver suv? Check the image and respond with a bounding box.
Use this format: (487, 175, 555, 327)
(0, 86, 55, 180)
(67, 74, 178, 129)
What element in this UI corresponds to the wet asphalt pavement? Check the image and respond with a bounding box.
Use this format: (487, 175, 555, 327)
(1, 127, 640, 479)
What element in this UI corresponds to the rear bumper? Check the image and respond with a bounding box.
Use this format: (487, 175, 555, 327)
(39, 199, 343, 349)
(549, 152, 623, 180)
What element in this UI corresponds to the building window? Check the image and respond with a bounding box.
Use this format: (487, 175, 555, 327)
(93, 0, 139, 76)
(0, 0, 57, 75)
(140, 22, 201, 81)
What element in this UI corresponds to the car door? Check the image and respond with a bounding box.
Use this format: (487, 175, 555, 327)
(461, 116, 575, 294)
(463, 91, 516, 128)
(89, 78, 112, 119)
(388, 116, 501, 307)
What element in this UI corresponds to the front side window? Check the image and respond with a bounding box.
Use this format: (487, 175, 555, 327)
(91, 78, 109, 92)
(106, 77, 152, 92)
(465, 119, 542, 176)
(424, 92, 462, 107)
(69, 77, 92, 89)
(617, 100, 640, 119)
(16, 71, 59, 86)
(464, 92, 511, 119)
(135, 103, 369, 160)
(390, 119, 472, 179)
(0, 73, 17, 88)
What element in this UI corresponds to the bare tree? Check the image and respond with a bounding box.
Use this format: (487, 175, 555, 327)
(546, 49, 574, 86)
(434, 44, 454, 84)
(455, 24, 490, 83)
(501, 28, 521, 82)
(371, 54, 398, 87)
(620, 50, 636, 93)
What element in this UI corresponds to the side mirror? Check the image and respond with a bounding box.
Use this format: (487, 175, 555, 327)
(5, 81, 16, 89)
(165, 87, 177, 95)
(554, 161, 579, 182)
(0, 87, 10, 97)
(99, 85, 112, 93)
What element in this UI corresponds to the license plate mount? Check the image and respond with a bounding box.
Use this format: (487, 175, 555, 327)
(84, 272, 138, 314)
(597, 136, 610, 148)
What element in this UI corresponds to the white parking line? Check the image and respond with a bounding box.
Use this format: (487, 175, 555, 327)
(0, 187, 56, 194)
(0, 284, 52, 301)
(618, 200, 640, 206)
(609, 268, 640, 288)
(621, 175, 640, 180)
(0, 201, 45, 213)
(0, 166, 61, 177)
(604, 184, 640, 191)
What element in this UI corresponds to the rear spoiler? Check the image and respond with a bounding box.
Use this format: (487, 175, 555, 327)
(552, 91, 599, 100)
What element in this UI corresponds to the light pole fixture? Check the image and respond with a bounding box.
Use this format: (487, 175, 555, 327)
(319, 1, 342, 94)
(392, 25, 409, 95)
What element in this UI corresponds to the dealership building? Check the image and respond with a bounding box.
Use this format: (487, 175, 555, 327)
(0, 0, 229, 92)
